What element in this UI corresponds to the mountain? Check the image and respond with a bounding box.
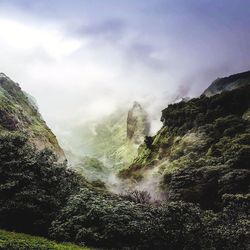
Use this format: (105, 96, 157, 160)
(203, 70, 250, 97)
(0, 72, 249, 250)
(120, 73, 250, 210)
(64, 102, 150, 177)
(0, 73, 64, 159)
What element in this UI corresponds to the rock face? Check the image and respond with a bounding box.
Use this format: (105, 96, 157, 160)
(120, 73, 250, 211)
(203, 70, 250, 97)
(127, 101, 150, 144)
(0, 73, 65, 159)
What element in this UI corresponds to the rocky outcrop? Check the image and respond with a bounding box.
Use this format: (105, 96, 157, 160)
(127, 101, 150, 144)
(203, 70, 250, 97)
(0, 73, 65, 159)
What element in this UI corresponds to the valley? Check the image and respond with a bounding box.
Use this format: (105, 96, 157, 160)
(0, 71, 249, 249)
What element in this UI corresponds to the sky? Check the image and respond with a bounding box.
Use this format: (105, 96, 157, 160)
(0, 0, 250, 136)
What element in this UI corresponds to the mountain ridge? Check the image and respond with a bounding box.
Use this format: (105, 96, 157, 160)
(120, 71, 250, 210)
(0, 73, 65, 159)
(203, 70, 250, 97)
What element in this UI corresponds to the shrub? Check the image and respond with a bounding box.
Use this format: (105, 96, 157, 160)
(50, 187, 250, 250)
(122, 189, 151, 204)
(50, 188, 207, 249)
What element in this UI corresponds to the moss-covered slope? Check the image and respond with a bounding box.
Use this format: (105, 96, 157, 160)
(0, 73, 64, 159)
(120, 84, 250, 210)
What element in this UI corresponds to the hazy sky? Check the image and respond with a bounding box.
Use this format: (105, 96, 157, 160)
(0, 0, 250, 135)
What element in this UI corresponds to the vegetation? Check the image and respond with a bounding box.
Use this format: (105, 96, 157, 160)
(0, 75, 64, 158)
(50, 188, 249, 250)
(64, 102, 149, 173)
(73, 156, 109, 183)
(67, 108, 137, 170)
(161, 85, 250, 135)
(1, 131, 248, 249)
(122, 189, 151, 204)
(0, 132, 83, 236)
(121, 86, 250, 211)
(0, 74, 249, 249)
(0, 230, 90, 250)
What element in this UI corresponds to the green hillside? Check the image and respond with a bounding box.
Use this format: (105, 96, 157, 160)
(120, 85, 250, 210)
(0, 73, 64, 159)
(0, 230, 90, 250)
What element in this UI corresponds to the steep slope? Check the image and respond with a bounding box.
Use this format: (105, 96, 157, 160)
(203, 70, 250, 97)
(120, 77, 250, 210)
(0, 73, 64, 159)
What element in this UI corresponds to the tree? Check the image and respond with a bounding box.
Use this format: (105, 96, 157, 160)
(0, 132, 82, 236)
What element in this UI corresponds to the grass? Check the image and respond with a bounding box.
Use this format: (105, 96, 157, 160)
(0, 229, 91, 250)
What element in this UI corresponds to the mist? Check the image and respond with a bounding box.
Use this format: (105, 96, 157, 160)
(0, 0, 250, 151)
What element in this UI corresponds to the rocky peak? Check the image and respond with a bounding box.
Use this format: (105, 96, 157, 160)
(0, 72, 8, 78)
(127, 101, 150, 144)
(203, 70, 250, 97)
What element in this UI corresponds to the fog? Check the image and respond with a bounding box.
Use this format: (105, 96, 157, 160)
(0, 0, 250, 145)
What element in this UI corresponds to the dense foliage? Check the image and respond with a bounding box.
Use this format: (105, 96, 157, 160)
(1, 132, 248, 250)
(0, 132, 83, 236)
(0, 81, 249, 249)
(161, 85, 250, 135)
(121, 86, 250, 212)
(50, 188, 249, 250)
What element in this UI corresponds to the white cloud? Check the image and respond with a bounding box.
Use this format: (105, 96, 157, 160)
(0, 18, 82, 59)
(0, 16, 178, 133)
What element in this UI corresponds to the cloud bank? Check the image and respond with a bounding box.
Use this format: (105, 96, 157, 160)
(0, 0, 249, 138)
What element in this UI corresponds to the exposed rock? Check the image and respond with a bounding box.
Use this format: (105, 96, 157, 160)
(127, 101, 150, 144)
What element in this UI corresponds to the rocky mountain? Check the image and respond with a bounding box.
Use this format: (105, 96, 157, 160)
(0, 73, 64, 159)
(120, 72, 250, 210)
(64, 102, 150, 176)
(203, 70, 250, 97)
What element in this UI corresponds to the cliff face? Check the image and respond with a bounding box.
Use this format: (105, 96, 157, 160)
(203, 70, 250, 97)
(127, 101, 150, 144)
(0, 73, 65, 159)
(120, 72, 250, 210)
